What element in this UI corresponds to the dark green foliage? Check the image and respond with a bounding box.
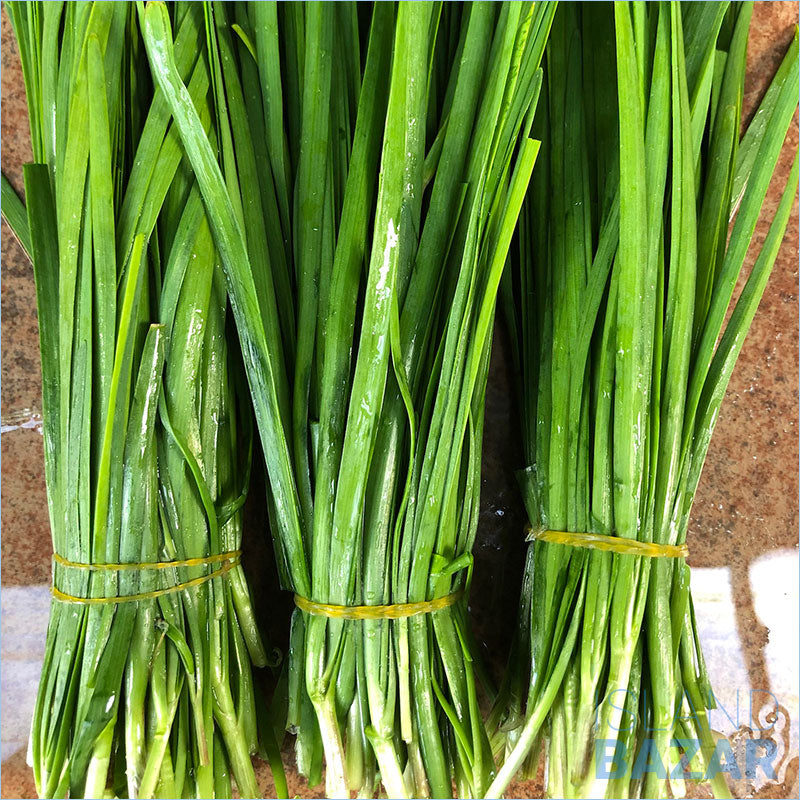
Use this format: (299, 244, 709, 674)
(487, 4, 798, 798)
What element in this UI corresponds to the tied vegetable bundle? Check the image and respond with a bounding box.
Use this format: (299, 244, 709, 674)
(5, 3, 272, 797)
(140, 1, 552, 797)
(488, 2, 798, 798)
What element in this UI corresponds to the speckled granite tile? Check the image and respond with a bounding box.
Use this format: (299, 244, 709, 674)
(1, 2, 50, 596)
(0, 751, 36, 800)
(690, 3, 800, 570)
(1, 429, 51, 587)
(1, 9, 32, 194)
(1, 9, 40, 420)
(2, 223, 42, 418)
(684, 12, 800, 793)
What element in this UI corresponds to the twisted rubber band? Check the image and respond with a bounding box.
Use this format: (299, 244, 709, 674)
(526, 527, 688, 558)
(51, 551, 241, 605)
(52, 550, 241, 571)
(294, 588, 464, 620)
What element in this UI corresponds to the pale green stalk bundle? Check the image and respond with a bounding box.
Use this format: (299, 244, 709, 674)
(140, 1, 555, 797)
(4, 3, 272, 797)
(488, 3, 798, 798)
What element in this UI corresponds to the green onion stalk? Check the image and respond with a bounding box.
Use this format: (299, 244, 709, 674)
(141, 1, 554, 796)
(487, 3, 798, 798)
(5, 3, 272, 797)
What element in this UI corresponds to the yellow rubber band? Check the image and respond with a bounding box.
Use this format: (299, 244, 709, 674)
(52, 550, 241, 571)
(294, 588, 464, 620)
(527, 528, 688, 558)
(51, 554, 241, 605)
